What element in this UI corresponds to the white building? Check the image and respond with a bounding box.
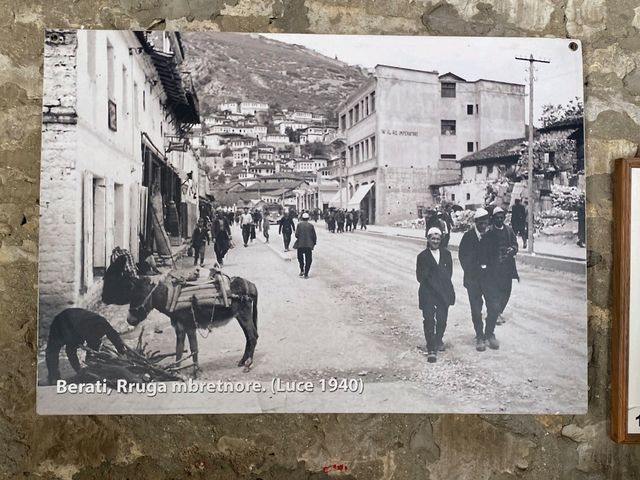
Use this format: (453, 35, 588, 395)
(278, 121, 310, 135)
(335, 65, 525, 224)
(39, 30, 200, 326)
(218, 101, 269, 116)
(291, 111, 313, 121)
(265, 134, 290, 145)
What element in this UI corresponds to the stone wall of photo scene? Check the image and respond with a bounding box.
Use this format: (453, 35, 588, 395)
(2, 0, 640, 478)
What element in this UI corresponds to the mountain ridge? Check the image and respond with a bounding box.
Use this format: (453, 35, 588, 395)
(180, 32, 369, 119)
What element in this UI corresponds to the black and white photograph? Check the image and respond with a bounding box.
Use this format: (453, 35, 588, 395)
(37, 30, 586, 414)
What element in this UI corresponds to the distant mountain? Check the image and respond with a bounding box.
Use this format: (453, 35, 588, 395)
(181, 33, 369, 119)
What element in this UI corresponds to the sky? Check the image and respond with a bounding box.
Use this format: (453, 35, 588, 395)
(262, 34, 583, 126)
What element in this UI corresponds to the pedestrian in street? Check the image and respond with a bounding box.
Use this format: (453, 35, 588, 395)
(359, 210, 367, 230)
(352, 209, 359, 231)
(328, 211, 336, 233)
(262, 213, 270, 243)
(416, 227, 455, 363)
(511, 198, 528, 248)
(252, 209, 263, 232)
(191, 218, 210, 267)
(437, 211, 451, 248)
(483, 206, 519, 327)
(577, 198, 586, 248)
(458, 208, 501, 352)
(240, 207, 253, 247)
(211, 209, 232, 266)
(295, 212, 317, 279)
(336, 209, 345, 233)
(279, 210, 296, 251)
(346, 210, 353, 232)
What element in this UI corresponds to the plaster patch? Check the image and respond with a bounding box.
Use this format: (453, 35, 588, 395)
(34, 459, 80, 480)
(566, 0, 607, 39)
(587, 44, 639, 79)
(585, 139, 638, 175)
(633, 6, 640, 30)
(306, 1, 424, 34)
(447, 0, 555, 32)
(220, 0, 274, 17)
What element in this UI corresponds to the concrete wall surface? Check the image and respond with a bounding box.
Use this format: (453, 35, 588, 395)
(1, 0, 640, 478)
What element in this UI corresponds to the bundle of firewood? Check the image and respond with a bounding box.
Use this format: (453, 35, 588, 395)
(78, 328, 195, 384)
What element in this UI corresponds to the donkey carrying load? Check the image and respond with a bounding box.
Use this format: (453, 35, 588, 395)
(127, 270, 258, 371)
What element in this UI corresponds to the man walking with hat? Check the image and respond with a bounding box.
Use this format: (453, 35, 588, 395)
(483, 206, 519, 326)
(295, 212, 317, 279)
(416, 227, 455, 363)
(458, 208, 501, 351)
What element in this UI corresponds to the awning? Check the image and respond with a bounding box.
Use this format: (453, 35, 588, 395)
(347, 183, 374, 210)
(328, 187, 349, 208)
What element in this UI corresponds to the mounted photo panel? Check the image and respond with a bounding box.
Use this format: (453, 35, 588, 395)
(37, 31, 587, 414)
(612, 158, 640, 443)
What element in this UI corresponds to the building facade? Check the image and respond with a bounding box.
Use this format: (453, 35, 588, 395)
(39, 30, 200, 327)
(335, 65, 525, 225)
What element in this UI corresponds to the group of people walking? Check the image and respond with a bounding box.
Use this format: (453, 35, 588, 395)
(325, 208, 367, 233)
(191, 208, 233, 267)
(416, 206, 519, 363)
(196, 206, 319, 279)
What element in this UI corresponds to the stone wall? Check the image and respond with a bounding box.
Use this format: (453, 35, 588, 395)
(39, 31, 81, 327)
(2, 0, 640, 479)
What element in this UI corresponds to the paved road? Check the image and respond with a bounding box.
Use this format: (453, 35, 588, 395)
(38, 221, 587, 413)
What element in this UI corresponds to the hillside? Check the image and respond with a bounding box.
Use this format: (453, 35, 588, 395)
(180, 33, 369, 118)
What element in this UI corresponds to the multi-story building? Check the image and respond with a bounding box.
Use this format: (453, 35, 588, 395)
(218, 101, 269, 116)
(39, 30, 200, 326)
(335, 64, 525, 224)
(278, 121, 310, 135)
(265, 133, 290, 145)
(208, 124, 267, 139)
(291, 111, 313, 121)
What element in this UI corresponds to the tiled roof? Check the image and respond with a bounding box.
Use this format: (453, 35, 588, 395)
(460, 137, 525, 164)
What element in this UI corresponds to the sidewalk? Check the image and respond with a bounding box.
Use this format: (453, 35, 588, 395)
(322, 223, 585, 275)
(364, 225, 586, 261)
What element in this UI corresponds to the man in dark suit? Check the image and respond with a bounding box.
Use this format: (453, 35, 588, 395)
(295, 212, 317, 278)
(483, 206, 519, 328)
(511, 198, 528, 248)
(278, 210, 296, 251)
(416, 227, 455, 363)
(458, 208, 500, 351)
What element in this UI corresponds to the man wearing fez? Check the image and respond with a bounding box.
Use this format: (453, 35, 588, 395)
(458, 208, 500, 351)
(416, 227, 455, 363)
(483, 206, 519, 327)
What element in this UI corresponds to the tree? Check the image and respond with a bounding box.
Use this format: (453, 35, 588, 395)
(221, 147, 233, 158)
(302, 141, 328, 157)
(538, 97, 583, 128)
(223, 159, 233, 169)
(285, 127, 301, 143)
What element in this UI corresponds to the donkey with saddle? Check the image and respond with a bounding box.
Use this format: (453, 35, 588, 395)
(127, 267, 259, 371)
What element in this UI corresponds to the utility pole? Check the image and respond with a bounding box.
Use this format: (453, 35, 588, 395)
(516, 54, 550, 254)
(338, 155, 344, 209)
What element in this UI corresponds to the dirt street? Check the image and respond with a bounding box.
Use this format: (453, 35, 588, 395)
(38, 221, 587, 413)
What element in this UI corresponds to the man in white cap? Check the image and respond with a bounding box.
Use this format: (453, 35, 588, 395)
(294, 212, 317, 278)
(483, 206, 519, 327)
(416, 227, 455, 362)
(458, 208, 499, 351)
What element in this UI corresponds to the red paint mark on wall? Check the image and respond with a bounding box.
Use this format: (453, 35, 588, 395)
(322, 463, 349, 474)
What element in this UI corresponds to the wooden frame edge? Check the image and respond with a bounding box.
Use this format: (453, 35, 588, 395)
(611, 157, 640, 443)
